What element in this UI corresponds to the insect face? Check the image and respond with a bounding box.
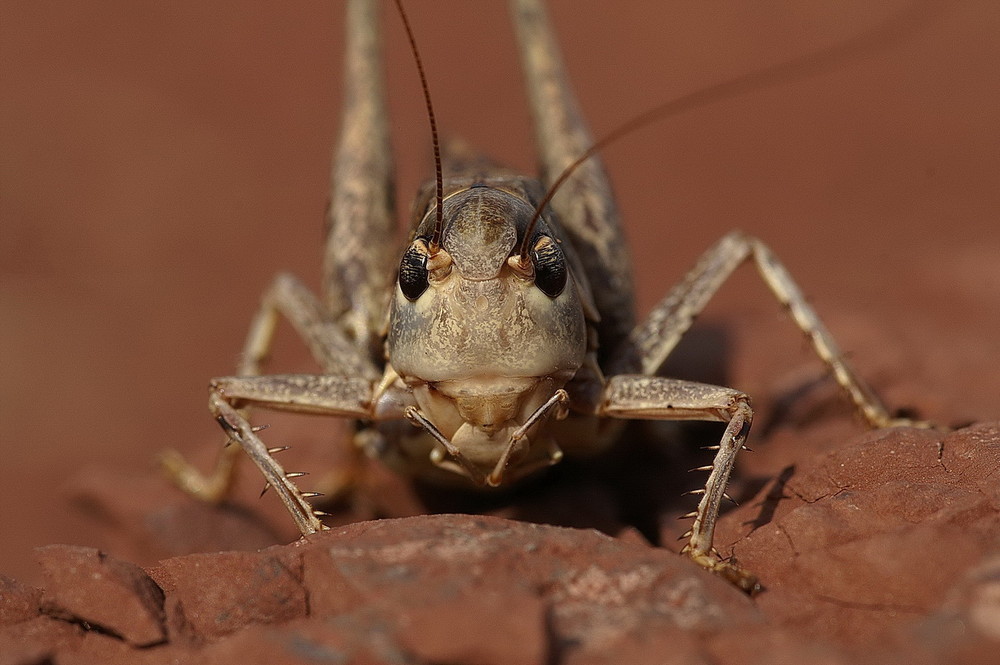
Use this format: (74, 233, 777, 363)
(387, 184, 587, 483)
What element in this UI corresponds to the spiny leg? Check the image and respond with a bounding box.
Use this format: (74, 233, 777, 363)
(206, 373, 379, 535)
(600, 375, 757, 593)
(161, 273, 378, 502)
(210, 393, 324, 535)
(612, 230, 921, 428)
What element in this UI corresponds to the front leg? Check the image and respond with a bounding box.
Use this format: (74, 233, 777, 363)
(206, 372, 407, 535)
(600, 375, 757, 593)
(209, 392, 325, 535)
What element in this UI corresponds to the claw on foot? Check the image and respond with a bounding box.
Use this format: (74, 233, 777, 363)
(686, 550, 761, 596)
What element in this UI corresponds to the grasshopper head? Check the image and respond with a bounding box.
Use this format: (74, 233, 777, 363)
(387, 185, 588, 485)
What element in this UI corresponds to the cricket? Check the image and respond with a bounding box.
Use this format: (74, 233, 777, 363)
(161, 0, 928, 594)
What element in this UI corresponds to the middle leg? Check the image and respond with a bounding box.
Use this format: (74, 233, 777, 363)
(600, 374, 757, 592)
(611, 230, 921, 429)
(161, 272, 377, 503)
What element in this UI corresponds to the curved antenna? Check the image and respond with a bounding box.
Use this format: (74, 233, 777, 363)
(519, 0, 946, 261)
(393, 0, 444, 252)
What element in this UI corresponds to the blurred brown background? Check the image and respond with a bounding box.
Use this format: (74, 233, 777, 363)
(2, 0, 998, 584)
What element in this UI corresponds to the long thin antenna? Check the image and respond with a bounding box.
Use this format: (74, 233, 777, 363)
(519, 0, 945, 261)
(393, 0, 444, 252)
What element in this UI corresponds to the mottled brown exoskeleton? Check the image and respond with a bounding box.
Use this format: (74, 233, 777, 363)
(163, 0, 924, 593)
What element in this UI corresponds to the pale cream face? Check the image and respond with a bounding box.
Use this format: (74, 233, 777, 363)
(387, 187, 588, 482)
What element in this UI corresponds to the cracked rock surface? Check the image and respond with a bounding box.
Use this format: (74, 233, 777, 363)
(2, 422, 998, 664)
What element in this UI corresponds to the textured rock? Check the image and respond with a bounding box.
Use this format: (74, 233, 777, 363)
(70, 466, 288, 563)
(906, 555, 1000, 664)
(302, 515, 760, 664)
(193, 616, 414, 665)
(0, 617, 81, 665)
(148, 548, 307, 641)
(0, 576, 40, 626)
(718, 422, 1000, 647)
(396, 586, 548, 665)
(34, 545, 166, 647)
(4, 423, 999, 663)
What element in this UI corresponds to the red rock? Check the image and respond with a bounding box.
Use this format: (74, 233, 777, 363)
(397, 585, 548, 665)
(69, 466, 287, 566)
(718, 422, 1000, 649)
(787, 426, 946, 502)
(940, 422, 1000, 505)
(302, 515, 761, 663)
(148, 547, 306, 641)
(0, 576, 40, 625)
(708, 627, 859, 665)
(196, 618, 406, 665)
(59, 631, 199, 665)
(34, 545, 165, 647)
(0, 616, 81, 665)
(905, 555, 1000, 665)
(8, 422, 1000, 664)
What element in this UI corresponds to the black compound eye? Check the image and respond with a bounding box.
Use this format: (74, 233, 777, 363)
(398, 241, 430, 301)
(530, 235, 567, 297)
